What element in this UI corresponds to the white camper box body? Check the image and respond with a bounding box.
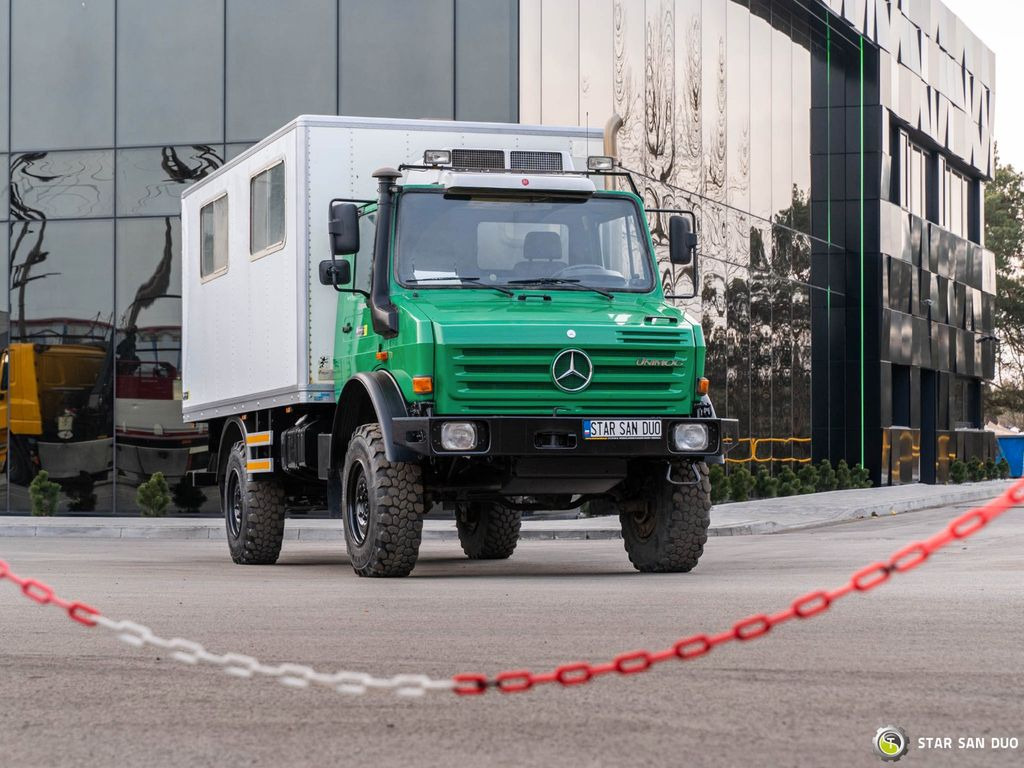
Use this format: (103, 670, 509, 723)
(180, 115, 600, 423)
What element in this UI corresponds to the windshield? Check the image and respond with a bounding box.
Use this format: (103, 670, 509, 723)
(394, 191, 655, 293)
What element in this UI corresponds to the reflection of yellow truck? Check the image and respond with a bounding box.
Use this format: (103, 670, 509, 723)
(0, 342, 112, 484)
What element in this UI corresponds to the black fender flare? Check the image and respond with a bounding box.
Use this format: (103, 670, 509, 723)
(330, 370, 416, 472)
(215, 416, 248, 483)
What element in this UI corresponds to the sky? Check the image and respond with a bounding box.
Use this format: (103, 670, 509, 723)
(940, 0, 1024, 172)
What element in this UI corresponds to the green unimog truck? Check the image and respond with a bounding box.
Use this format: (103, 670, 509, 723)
(181, 116, 734, 577)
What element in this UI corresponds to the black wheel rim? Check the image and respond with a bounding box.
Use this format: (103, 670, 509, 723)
(226, 469, 243, 538)
(346, 460, 371, 546)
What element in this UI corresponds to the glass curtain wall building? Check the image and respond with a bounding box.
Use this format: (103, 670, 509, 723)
(0, 0, 995, 513)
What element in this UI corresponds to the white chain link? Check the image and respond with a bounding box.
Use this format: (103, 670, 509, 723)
(90, 614, 454, 697)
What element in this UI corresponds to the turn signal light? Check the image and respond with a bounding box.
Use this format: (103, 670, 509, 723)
(412, 376, 433, 394)
(696, 377, 710, 395)
(375, 350, 389, 362)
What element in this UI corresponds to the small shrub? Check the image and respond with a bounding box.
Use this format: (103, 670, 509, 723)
(709, 464, 728, 504)
(29, 471, 61, 516)
(137, 472, 171, 517)
(797, 464, 819, 494)
(949, 460, 967, 484)
(728, 466, 755, 502)
(996, 458, 1011, 480)
(172, 476, 207, 514)
(835, 459, 853, 490)
(776, 467, 798, 496)
(966, 457, 985, 483)
(851, 463, 872, 488)
(816, 459, 838, 492)
(754, 467, 778, 499)
(983, 459, 998, 481)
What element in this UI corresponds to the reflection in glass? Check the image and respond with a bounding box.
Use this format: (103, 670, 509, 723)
(116, 0, 224, 146)
(10, 151, 115, 219)
(6, 219, 114, 512)
(114, 218, 212, 515)
(226, 0, 337, 141)
(11, 0, 114, 151)
(339, 0, 454, 119)
(117, 146, 223, 217)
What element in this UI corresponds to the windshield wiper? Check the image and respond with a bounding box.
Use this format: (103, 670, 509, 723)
(506, 277, 613, 299)
(406, 276, 513, 297)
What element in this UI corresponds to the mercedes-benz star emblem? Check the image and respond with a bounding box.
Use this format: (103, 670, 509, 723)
(551, 349, 593, 393)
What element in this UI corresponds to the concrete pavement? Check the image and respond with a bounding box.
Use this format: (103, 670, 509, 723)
(0, 479, 1014, 539)
(0, 499, 1021, 767)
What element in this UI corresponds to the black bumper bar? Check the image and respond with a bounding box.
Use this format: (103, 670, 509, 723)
(391, 415, 738, 459)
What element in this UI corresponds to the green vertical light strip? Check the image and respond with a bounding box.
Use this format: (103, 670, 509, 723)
(859, 35, 866, 466)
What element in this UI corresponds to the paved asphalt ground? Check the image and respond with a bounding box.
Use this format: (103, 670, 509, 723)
(1, 502, 1021, 768)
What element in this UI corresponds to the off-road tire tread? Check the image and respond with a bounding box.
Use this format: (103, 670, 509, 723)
(620, 461, 711, 573)
(226, 442, 286, 565)
(344, 424, 424, 577)
(457, 504, 521, 560)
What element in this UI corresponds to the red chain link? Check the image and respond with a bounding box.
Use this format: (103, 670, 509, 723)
(451, 479, 1024, 695)
(0, 558, 101, 627)
(3, 481, 1022, 698)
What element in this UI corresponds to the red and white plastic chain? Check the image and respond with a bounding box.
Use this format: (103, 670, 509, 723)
(2, 479, 1022, 698)
(450, 479, 1024, 695)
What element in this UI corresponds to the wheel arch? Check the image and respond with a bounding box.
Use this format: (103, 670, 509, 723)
(216, 416, 248, 484)
(330, 371, 414, 473)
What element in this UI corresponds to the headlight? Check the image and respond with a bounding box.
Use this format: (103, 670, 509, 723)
(673, 423, 708, 451)
(440, 421, 478, 451)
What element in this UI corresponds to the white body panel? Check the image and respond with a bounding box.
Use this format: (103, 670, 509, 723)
(181, 115, 600, 423)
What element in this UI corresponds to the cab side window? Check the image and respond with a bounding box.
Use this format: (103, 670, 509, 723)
(354, 211, 376, 293)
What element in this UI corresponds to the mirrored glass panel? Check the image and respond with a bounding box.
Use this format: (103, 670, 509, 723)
(114, 217, 214, 515)
(116, 0, 223, 146)
(1, 155, 9, 220)
(10, 151, 114, 220)
(339, 0, 454, 119)
(7, 219, 114, 513)
(455, 0, 518, 122)
(226, 0, 336, 142)
(117, 146, 224, 217)
(11, 0, 114, 151)
(0, 1, 9, 152)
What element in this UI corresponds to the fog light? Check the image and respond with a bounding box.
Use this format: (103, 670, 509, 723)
(440, 421, 478, 451)
(424, 149, 452, 165)
(673, 423, 708, 451)
(587, 155, 615, 171)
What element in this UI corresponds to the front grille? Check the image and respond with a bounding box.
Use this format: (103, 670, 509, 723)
(510, 151, 563, 172)
(451, 149, 506, 170)
(445, 345, 689, 415)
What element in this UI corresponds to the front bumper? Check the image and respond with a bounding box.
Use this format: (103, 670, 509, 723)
(391, 415, 737, 459)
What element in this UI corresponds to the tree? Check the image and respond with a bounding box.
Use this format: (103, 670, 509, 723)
(986, 149, 1024, 422)
(29, 471, 61, 516)
(137, 472, 171, 517)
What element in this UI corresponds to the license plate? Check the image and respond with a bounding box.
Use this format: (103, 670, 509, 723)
(583, 419, 662, 440)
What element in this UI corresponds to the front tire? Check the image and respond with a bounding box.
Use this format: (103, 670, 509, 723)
(456, 502, 521, 560)
(341, 424, 425, 577)
(223, 442, 286, 565)
(620, 461, 711, 573)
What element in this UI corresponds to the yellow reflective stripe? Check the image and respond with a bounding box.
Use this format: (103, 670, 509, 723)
(246, 432, 272, 446)
(246, 459, 273, 473)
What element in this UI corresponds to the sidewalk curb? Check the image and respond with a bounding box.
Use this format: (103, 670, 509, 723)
(0, 481, 1011, 541)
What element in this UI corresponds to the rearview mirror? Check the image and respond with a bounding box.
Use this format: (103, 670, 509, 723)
(318, 259, 351, 289)
(328, 202, 360, 255)
(669, 215, 697, 266)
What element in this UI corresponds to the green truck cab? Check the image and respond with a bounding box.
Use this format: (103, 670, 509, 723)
(316, 161, 733, 576)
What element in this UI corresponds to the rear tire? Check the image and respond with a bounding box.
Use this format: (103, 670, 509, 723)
(456, 502, 521, 560)
(223, 442, 286, 565)
(619, 461, 711, 573)
(341, 423, 425, 577)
